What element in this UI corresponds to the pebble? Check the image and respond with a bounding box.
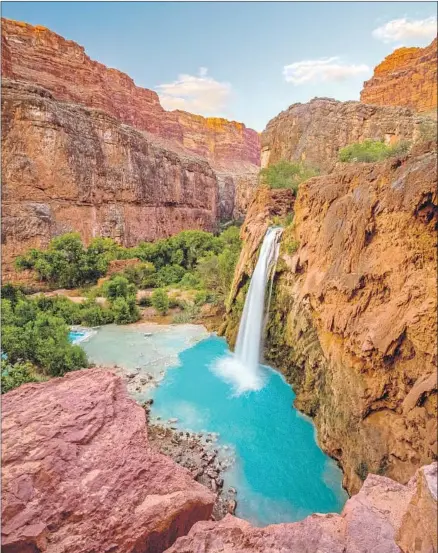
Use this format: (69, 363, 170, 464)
(169, 418, 179, 423)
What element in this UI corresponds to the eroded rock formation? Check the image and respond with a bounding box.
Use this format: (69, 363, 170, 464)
(1, 18, 260, 170)
(361, 38, 438, 114)
(261, 97, 430, 172)
(1, 18, 260, 277)
(166, 463, 437, 553)
(1, 368, 215, 553)
(224, 144, 437, 495)
(1, 79, 218, 276)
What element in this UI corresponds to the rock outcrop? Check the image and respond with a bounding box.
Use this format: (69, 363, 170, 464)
(166, 463, 437, 553)
(1, 79, 218, 275)
(224, 144, 437, 495)
(261, 97, 430, 172)
(1, 18, 260, 276)
(1, 369, 215, 553)
(361, 38, 438, 114)
(1, 18, 260, 170)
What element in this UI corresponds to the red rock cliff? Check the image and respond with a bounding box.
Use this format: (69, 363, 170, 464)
(224, 143, 438, 495)
(1, 80, 218, 276)
(1, 18, 260, 170)
(361, 38, 438, 114)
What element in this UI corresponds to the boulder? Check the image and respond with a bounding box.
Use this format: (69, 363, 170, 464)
(166, 463, 437, 553)
(1, 369, 214, 553)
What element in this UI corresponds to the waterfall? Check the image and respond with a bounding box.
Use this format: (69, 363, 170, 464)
(212, 227, 283, 394)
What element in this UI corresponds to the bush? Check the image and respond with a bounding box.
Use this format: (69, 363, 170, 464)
(151, 289, 169, 315)
(155, 264, 186, 287)
(259, 160, 319, 193)
(339, 139, 411, 163)
(112, 297, 140, 324)
(1, 360, 41, 394)
(172, 302, 200, 324)
(103, 275, 136, 300)
(15, 233, 120, 288)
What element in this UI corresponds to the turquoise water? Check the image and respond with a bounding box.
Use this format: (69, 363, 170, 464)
(149, 335, 347, 526)
(79, 326, 347, 527)
(69, 330, 87, 343)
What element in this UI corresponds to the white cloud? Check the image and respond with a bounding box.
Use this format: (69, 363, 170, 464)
(157, 68, 231, 115)
(283, 57, 370, 85)
(372, 17, 437, 43)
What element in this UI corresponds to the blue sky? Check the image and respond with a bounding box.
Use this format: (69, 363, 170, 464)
(2, 2, 437, 130)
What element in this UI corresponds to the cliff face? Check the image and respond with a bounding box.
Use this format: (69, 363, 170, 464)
(361, 38, 438, 114)
(167, 463, 437, 553)
(1, 18, 260, 276)
(1, 369, 214, 553)
(224, 145, 437, 495)
(1, 18, 260, 171)
(261, 98, 427, 172)
(1, 80, 218, 274)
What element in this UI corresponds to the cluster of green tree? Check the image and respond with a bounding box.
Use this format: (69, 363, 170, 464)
(338, 139, 411, 163)
(1, 287, 89, 389)
(15, 229, 242, 296)
(0, 276, 143, 393)
(16, 234, 123, 288)
(259, 160, 319, 193)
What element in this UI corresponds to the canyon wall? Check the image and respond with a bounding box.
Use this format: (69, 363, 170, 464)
(224, 144, 437, 495)
(1, 18, 260, 170)
(361, 38, 438, 115)
(1, 80, 218, 275)
(1, 18, 260, 277)
(261, 98, 431, 172)
(1, 369, 215, 553)
(167, 463, 438, 553)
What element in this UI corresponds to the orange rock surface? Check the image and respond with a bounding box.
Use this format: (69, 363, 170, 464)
(225, 143, 437, 495)
(1, 18, 260, 170)
(361, 38, 437, 113)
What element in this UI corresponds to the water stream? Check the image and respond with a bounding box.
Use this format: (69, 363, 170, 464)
(213, 227, 283, 394)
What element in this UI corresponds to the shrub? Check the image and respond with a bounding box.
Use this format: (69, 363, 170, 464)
(155, 264, 186, 287)
(1, 360, 41, 393)
(103, 275, 136, 300)
(172, 302, 200, 324)
(138, 295, 152, 307)
(339, 139, 411, 163)
(111, 297, 140, 325)
(151, 289, 169, 315)
(259, 160, 319, 193)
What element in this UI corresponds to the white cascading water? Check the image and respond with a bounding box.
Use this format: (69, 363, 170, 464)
(212, 227, 283, 395)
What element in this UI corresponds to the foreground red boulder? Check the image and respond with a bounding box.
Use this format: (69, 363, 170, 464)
(166, 463, 437, 553)
(1, 369, 215, 553)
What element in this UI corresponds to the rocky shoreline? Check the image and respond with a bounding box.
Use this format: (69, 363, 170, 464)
(103, 362, 239, 521)
(145, 409, 238, 520)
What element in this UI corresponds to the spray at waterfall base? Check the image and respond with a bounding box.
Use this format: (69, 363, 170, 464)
(212, 227, 283, 395)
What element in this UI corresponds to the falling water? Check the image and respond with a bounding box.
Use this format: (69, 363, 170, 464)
(212, 227, 283, 394)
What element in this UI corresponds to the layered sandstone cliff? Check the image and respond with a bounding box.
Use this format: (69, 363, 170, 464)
(1, 18, 260, 171)
(224, 144, 437, 495)
(261, 98, 429, 172)
(167, 463, 437, 553)
(361, 38, 438, 114)
(1, 79, 219, 276)
(1, 369, 215, 553)
(1, 18, 260, 277)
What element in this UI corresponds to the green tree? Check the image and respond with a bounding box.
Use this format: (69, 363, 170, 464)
(259, 160, 319, 192)
(151, 289, 169, 315)
(103, 276, 136, 300)
(1, 360, 41, 394)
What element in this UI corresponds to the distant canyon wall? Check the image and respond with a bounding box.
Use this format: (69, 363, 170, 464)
(1, 18, 260, 277)
(1, 80, 218, 272)
(1, 18, 260, 171)
(361, 37, 437, 115)
(261, 98, 430, 172)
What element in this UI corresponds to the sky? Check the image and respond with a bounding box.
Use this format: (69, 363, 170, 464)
(1, 2, 437, 131)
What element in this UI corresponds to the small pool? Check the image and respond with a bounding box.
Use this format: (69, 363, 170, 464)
(78, 326, 348, 527)
(68, 328, 95, 345)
